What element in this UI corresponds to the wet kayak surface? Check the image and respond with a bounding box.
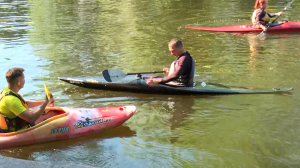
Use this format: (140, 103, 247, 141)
(1, 0, 300, 167)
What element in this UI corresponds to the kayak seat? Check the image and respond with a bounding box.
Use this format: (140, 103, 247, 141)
(140, 75, 196, 87)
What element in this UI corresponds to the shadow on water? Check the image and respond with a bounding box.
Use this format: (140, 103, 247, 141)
(0, 125, 136, 160)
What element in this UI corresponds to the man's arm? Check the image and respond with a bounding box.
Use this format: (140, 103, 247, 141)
(255, 10, 267, 30)
(267, 12, 279, 18)
(18, 100, 48, 124)
(159, 56, 189, 84)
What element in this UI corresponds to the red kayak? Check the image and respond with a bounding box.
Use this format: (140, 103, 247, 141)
(185, 21, 300, 33)
(0, 105, 136, 149)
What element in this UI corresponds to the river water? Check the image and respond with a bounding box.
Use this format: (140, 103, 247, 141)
(1, 0, 300, 167)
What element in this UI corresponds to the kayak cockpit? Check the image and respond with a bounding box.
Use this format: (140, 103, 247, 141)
(247, 21, 284, 29)
(0, 107, 68, 135)
(140, 75, 193, 87)
(35, 107, 67, 125)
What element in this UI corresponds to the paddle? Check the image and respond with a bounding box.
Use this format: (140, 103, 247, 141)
(44, 83, 51, 101)
(102, 69, 164, 82)
(44, 83, 55, 107)
(257, 0, 294, 37)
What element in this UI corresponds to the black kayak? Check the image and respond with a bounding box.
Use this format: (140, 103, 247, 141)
(58, 76, 293, 95)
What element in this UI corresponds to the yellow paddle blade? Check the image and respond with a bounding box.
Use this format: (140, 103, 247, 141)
(44, 83, 51, 101)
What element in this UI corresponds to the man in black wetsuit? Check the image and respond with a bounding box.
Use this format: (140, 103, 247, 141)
(146, 39, 196, 87)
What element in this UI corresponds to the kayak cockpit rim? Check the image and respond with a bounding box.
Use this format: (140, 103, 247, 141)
(0, 107, 69, 136)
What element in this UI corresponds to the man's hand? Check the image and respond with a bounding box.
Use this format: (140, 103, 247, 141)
(163, 68, 170, 74)
(277, 12, 283, 16)
(48, 94, 55, 107)
(262, 26, 268, 32)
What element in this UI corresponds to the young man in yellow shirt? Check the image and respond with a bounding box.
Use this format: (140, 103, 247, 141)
(0, 67, 54, 132)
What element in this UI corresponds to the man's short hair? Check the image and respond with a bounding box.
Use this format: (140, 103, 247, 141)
(5, 67, 24, 84)
(168, 39, 183, 48)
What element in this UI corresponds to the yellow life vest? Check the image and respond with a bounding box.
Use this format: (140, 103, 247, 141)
(251, 9, 270, 25)
(0, 89, 30, 132)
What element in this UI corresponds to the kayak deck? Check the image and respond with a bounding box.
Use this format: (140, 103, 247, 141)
(58, 76, 293, 95)
(185, 21, 300, 33)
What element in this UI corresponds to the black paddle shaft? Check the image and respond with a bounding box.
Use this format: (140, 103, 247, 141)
(127, 71, 164, 75)
(102, 69, 165, 82)
(271, 0, 294, 25)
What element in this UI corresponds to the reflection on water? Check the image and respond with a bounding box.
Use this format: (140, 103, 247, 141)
(0, 126, 135, 160)
(0, 0, 29, 43)
(244, 33, 264, 72)
(1, 0, 300, 167)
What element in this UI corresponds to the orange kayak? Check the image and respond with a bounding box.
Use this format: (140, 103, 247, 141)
(0, 105, 136, 149)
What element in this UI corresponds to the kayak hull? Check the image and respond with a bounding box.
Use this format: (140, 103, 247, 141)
(0, 105, 136, 149)
(185, 21, 300, 33)
(58, 76, 293, 95)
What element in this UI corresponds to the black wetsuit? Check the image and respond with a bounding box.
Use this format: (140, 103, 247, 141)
(160, 51, 195, 87)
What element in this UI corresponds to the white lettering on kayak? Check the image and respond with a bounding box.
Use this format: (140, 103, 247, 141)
(70, 80, 83, 84)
